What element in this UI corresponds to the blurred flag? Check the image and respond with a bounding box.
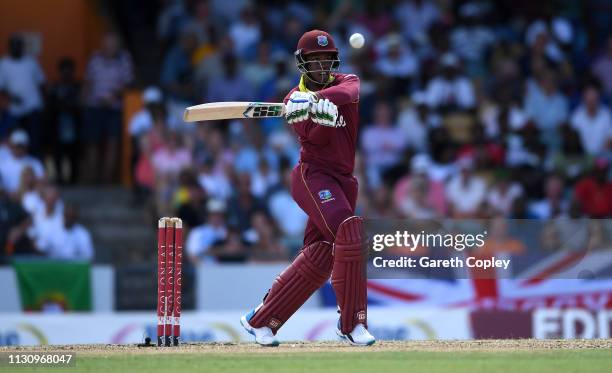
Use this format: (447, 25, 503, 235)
(13, 260, 92, 311)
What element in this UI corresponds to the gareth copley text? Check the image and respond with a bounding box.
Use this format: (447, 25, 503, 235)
(372, 256, 511, 270)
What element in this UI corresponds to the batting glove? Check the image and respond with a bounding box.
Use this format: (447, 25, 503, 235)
(286, 91, 317, 124)
(311, 98, 339, 127)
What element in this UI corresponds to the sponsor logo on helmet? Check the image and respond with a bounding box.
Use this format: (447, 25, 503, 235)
(317, 35, 329, 47)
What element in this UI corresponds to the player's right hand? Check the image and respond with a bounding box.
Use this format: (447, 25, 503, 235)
(286, 91, 317, 124)
(311, 98, 339, 127)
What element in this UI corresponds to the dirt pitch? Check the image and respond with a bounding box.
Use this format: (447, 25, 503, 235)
(2, 339, 611, 355)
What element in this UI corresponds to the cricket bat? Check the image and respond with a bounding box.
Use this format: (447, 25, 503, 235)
(183, 102, 286, 122)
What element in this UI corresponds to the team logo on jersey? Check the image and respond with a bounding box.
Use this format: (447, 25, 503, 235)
(318, 189, 335, 203)
(317, 35, 329, 46)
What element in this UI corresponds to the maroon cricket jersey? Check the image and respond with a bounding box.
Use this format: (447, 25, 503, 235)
(284, 73, 360, 175)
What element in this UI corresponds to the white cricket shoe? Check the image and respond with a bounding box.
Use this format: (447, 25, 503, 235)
(337, 323, 376, 346)
(240, 307, 279, 347)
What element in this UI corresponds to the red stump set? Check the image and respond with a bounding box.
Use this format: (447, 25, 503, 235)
(157, 217, 183, 347)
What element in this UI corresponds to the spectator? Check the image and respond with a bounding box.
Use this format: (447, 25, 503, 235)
(421, 132, 459, 182)
(523, 69, 568, 149)
(398, 174, 440, 219)
(16, 166, 43, 215)
(257, 55, 295, 104)
(193, 29, 226, 92)
(152, 130, 193, 179)
(176, 182, 207, 229)
(232, 135, 260, 174)
(445, 157, 487, 218)
(152, 130, 193, 216)
(457, 124, 505, 169)
(83, 32, 133, 183)
(191, 23, 221, 67)
(573, 159, 612, 218)
(486, 171, 524, 216)
(505, 126, 545, 168)
(524, 19, 567, 66)
(361, 101, 407, 187)
(31, 185, 64, 249)
(487, 55, 523, 107)
(129, 87, 165, 138)
(250, 158, 278, 198)
(395, 0, 440, 41)
(243, 42, 276, 92)
(38, 205, 94, 261)
(156, 0, 189, 47)
(549, 126, 592, 181)
(181, 0, 213, 44)
(209, 228, 248, 263)
(570, 85, 612, 156)
(245, 211, 288, 262)
(227, 173, 266, 232)
(592, 35, 612, 98)
(186, 199, 229, 265)
(375, 34, 419, 95)
(365, 185, 396, 218)
(0, 89, 16, 141)
(160, 26, 198, 102)
(479, 217, 525, 254)
(480, 98, 527, 140)
(354, 3, 394, 38)
(425, 53, 476, 111)
(228, 7, 261, 59)
(0, 130, 44, 195)
(0, 34, 45, 156)
(394, 154, 447, 218)
(529, 174, 568, 219)
(206, 53, 254, 102)
(267, 166, 308, 244)
(197, 156, 232, 201)
(450, 3, 495, 77)
(398, 92, 440, 153)
(47, 58, 80, 184)
(0, 178, 34, 260)
(134, 135, 156, 204)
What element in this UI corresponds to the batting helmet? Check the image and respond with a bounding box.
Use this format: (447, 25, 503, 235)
(294, 30, 340, 77)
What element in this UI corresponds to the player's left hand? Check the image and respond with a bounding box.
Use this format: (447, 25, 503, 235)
(286, 91, 317, 124)
(311, 98, 339, 127)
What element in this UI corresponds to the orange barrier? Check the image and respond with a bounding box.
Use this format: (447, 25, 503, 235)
(0, 0, 107, 81)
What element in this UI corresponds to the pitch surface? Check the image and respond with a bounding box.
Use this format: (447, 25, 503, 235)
(2, 340, 610, 373)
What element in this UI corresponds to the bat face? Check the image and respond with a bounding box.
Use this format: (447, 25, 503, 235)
(183, 102, 285, 122)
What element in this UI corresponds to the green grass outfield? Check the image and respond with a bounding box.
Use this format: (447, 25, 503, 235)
(3, 340, 611, 373)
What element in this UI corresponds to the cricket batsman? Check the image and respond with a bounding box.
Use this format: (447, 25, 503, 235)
(240, 30, 375, 346)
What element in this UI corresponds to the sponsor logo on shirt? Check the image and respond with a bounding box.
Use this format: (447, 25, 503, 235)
(336, 115, 346, 127)
(318, 189, 335, 203)
(357, 311, 366, 322)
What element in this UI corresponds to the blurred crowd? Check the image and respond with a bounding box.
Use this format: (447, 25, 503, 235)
(0, 34, 105, 263)
(0, 130, 94, 263)
(2, 0, 612, 264)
